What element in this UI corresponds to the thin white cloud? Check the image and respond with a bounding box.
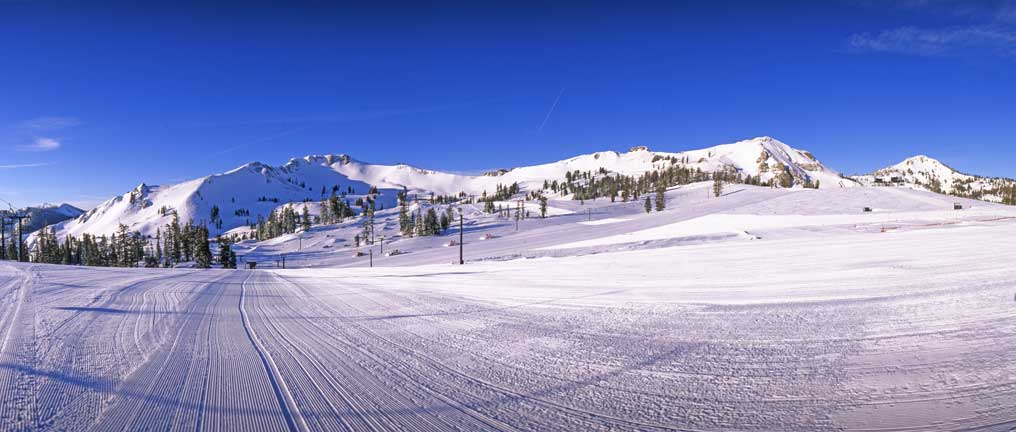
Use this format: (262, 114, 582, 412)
(848, 26, 1016, 57)
(851, 0, 1016, 23)
(0, 162, 51, 169)
(18, 116, 83, 131)
(19, 137, 61, 152)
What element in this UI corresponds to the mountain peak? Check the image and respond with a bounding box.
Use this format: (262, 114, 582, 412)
(849, 154, 1016, 202)
(890, 155, 958, 175)
(900, 154, 943, 164)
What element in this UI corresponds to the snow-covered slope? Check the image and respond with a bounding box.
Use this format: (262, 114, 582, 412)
(4, 203, 84, 234)
(7, 216, 1016, 430)
(853, 155, 1016, 203)
(306, 136, 851, 196)
(30, 136, 859, 241)
(661, 136, 854, 188)
(231, 182, 1016, 268)
(42, 160, 389, 243)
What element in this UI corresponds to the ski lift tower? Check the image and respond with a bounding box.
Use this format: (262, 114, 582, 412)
(9, 212, 29, 262)
(0, 210, 8, 260)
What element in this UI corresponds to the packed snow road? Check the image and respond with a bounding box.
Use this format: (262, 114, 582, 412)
(1, 223, 1015, 431)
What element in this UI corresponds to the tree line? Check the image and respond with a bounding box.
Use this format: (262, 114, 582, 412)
(30, 214, 231, 269)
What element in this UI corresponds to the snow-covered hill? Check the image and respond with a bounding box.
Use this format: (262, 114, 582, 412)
(852, 155, 1016, 204)
(303, 136, 851, 196)
(45, 159, 390, 243)
(7, 169, 1016, 431)
(6, 208, 1016, 430)
(27, 136, 872, 242)
(226, 181, 1016, 268)
(3, 203, 83, 234)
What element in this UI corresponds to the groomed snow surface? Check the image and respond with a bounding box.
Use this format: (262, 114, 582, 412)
(3, 185, 1016, 431)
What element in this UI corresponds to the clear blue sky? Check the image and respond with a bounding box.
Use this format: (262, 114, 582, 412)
(2, 0, 1014, 209)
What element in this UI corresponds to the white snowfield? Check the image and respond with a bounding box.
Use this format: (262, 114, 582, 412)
(4, 186, 1016, 431)
(232, 182, 1014, 269)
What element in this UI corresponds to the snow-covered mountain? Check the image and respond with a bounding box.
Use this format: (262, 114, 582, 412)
(46, 158, 388, 243)
(32, 136, 854, 241)
(3, 203, 83, 234)
(296, 136, 850, 197)
(853, 155, 1016, 204)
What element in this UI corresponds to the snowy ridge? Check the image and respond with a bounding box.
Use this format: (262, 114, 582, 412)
(3, 203, 84, 234)
(661, 136, 853, 188)
(46, 162, 385, 243)
(33, 136, 990, 243)
(853, 155, 1016, 203)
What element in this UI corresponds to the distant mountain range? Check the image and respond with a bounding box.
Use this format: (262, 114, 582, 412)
(3, 203, 84, 234)
(30, 136, 1014, 242)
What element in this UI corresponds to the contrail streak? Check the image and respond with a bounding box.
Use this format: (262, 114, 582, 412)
(537, 88, 566, 133)
(0, 162, 50, 169)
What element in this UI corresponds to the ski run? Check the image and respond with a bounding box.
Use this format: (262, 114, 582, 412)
(2, 182, 1016, 431)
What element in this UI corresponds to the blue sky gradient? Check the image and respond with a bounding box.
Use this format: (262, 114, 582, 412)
(1, 0, 1014, 209)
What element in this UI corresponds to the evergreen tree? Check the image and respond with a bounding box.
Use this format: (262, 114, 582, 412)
(424, 207, 439, 235)
(439, 211, 450, 232)
(320, 198, 332, 225)
(210, 205, 221, 229)
(301, 205, 311, 230)
(644, 196, 652, 213)
(217, 235, 237, 269)
(155, 228, 163, 265)
(655, 186, 666, 211)
(399, 199, 411, 235)
(713, 175, 724, 197)
(116, 223, 132, 266)
(193, 226, 212, 269)
(413, 210, 423, 236)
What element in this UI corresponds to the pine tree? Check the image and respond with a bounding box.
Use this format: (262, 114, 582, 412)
(539, 196, 548, 218)
(217, 236, 236, 269)
(439, 211, 450, 232)
(301, 205, 311, 231)
(644, 197, 652, 213)
(713, 176, 724, 197)
(117, 223, 131, 266)
(415, 210, 425, 237)
(320, 198, 332, 224)
(655, 186, 666, 211)
(155, 228, 163, 265)
(425, 207, 439, 235)
(193, 226, 212, 268)
(399, 200, 411, 235)
(210, 205, 221, 229)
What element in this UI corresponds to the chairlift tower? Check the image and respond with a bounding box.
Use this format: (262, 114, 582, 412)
(0, 211, 8, 260)
(9, 212, 29, 262)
